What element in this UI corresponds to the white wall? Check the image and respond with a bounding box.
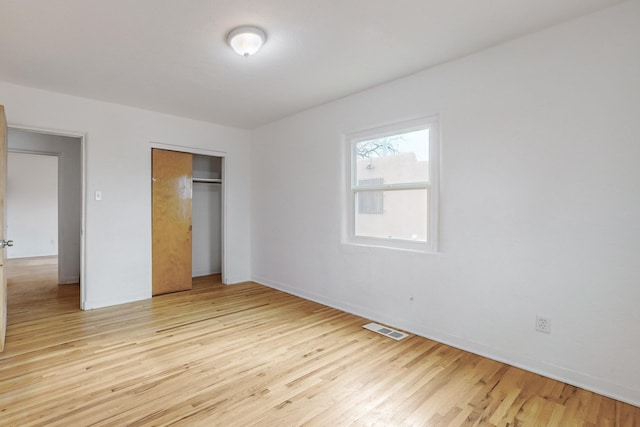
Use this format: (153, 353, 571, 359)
(6, 152, 58, 258)
(8, 129, 82, 284)
(251, 1, 640, 406)
(0, 82, 252, 309)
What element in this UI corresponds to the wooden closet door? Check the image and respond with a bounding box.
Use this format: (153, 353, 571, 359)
(152, 149, 193, 295)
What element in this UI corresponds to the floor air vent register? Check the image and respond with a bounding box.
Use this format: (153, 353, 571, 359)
(362, 322, 410, 341)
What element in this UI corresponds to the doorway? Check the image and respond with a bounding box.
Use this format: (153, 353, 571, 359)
(6, 128, 83, 307)
(7, 152, 58, 260)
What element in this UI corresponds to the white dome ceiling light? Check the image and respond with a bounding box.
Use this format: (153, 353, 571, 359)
(227, 26, 266, 57)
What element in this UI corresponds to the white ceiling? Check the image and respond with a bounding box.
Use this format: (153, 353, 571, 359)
(0, 0, 626, 129)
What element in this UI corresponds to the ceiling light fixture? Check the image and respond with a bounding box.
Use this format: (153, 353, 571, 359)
(227, 26, 266, 57)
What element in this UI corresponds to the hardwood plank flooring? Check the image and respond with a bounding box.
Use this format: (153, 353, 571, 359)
(1, 258, 638, 426)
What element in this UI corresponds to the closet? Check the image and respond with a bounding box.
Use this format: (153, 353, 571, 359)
(191, 154, 222, 278)
(151, 149, 222, 296)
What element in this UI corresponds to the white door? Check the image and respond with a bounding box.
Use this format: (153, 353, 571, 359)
(0, 105, 14, 352)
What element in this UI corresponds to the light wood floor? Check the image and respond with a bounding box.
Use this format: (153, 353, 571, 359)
(1, 257, 638, 426)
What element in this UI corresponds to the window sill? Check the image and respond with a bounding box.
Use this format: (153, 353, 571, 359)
(343, 237, 439, 255)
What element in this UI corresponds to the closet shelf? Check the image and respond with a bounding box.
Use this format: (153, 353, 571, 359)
(193, 178, 222, 184)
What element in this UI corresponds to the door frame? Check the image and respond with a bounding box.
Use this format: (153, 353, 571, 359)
(7, 124, 87, 308)
(149, 142, 227, 284)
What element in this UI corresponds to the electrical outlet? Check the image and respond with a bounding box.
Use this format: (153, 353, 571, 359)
(536, 315, 551, 334)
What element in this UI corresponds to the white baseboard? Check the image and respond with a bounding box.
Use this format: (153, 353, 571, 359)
(7, 253, 57, 259)
(252, 275, 640, 407)
(82, 293, 150, 310)
(192, 269, 221, 278)
(59, 276, 79, 285)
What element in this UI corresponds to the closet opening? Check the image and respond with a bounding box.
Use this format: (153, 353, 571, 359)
(151, 148, 225, 296)
(192, 154, 222, 280)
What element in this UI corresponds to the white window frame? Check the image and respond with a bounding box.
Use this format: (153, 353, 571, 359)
(346, 116, 439, 252)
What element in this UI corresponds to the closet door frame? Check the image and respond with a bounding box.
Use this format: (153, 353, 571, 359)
(149, 142, 226, 285)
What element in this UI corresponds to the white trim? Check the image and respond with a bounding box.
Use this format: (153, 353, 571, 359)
(353, 181, 429, 191)
(150, 141, 226, 158)
(220, 157, 227, 284)
(7, 148, 61, 157)
(7, 124, 87, 310)
(83, 292, 150, 310)
(429, 118, 440, 252)
(348, 116, 437, 144)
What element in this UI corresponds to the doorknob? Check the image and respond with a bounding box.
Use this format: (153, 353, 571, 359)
(0, 240, 13, 248)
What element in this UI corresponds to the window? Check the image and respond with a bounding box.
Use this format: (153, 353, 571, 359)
(347, 116, 439, 251)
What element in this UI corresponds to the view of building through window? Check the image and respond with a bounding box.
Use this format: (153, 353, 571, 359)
(351, 126, 433, 245)
(357, 178, 384, 214)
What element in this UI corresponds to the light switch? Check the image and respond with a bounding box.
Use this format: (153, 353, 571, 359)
(95, 191, 102, 201)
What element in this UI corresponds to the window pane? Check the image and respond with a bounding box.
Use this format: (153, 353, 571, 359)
(358, 179, 383, 214)
(355, 189, 428, 242)
(354, 129, 429, 186)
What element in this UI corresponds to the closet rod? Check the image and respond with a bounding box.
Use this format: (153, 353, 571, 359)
(192, 178, 222, 184)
